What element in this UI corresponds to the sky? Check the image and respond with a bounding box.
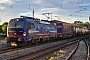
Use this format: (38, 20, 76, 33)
(0, 0, 90, 24)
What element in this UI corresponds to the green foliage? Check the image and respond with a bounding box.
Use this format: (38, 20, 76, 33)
(77, 22, 89, 28)
(2, 22, 8, 26)
(0, 25, 3, 33)
(1, 22, 8, 35)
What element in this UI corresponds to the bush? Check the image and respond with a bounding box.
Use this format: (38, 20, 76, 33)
(1, 22, 8, 35)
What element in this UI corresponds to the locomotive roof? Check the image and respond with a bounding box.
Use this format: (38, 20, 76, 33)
(10, 18, 25, 21)
(20, 16, 40, 21)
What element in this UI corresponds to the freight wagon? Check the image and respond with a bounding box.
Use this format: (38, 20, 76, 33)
(57, 22, 72, 38)
(49, 20, 73, 38)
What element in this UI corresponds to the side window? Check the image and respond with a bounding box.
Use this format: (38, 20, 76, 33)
(26, 23, 34, 30)
(31, 23, 35, 29)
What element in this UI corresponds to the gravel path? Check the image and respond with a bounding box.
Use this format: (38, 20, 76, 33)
(70, 41, 87, 60)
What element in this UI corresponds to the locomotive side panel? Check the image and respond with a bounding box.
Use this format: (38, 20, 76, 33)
(28, 23, 57, 43)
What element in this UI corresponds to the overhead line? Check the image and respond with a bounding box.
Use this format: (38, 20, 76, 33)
(46, 0, 78, 16)
(47, 0, 90, 18)
(11, 3, 33, 10)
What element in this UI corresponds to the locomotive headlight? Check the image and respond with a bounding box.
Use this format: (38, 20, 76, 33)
(23, 32, 26, 36)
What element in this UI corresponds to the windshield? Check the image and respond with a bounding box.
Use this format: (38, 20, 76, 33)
(8, 19, 24, 28)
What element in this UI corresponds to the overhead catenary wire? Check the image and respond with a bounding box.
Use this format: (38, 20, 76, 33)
(78, 2, 90, 11)
(10, 3, 36, 18)
(10, 0, 88, 18)
(27, 0, 78, 20)
(10, 3, 33, 10)
(1, 0, 90, 22)
(46, 0, 90, 21)
(46, 0, 79, 16)
(46, 0, 83, 21)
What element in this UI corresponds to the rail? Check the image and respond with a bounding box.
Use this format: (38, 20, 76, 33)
(65, 37, 89, 60)
(7, 40, 78, 60)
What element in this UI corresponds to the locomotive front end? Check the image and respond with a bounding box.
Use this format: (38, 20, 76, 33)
(7, 18, 25, 46)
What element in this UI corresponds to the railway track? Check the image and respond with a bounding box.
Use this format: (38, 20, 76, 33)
(0, 35, 89, 60)
(7, 39, 78, 60)
(65, 38, 89, 60)
(0, 37, 81, 60)
(0, 37, 79, 54)
(7, 36, 88, 60)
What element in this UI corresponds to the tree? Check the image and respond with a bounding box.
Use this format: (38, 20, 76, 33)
(2, 22, 8, 35)
(76, 22, 89, 28)
(83, 22, 89, 28)
(2, 22, 8, 26)
(0, 25, 3, 33)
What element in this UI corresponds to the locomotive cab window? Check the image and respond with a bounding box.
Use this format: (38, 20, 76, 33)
(26, 23, 34, 30)
(8, 19, 24, 28)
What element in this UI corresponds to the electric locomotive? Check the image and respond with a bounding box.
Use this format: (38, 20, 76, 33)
(7, 16, 57, 46)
